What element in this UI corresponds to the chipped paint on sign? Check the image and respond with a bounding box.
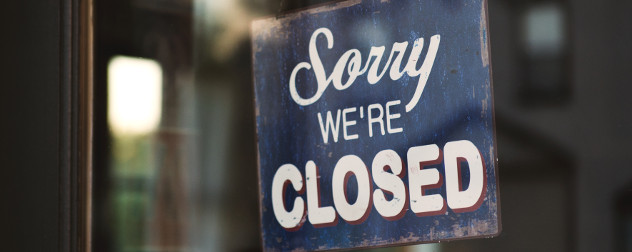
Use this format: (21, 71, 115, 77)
(252, 0, 500, 250)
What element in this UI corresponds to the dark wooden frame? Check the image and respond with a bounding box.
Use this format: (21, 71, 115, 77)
(59, 0, 94, 251)
(2, 0, 93, 251)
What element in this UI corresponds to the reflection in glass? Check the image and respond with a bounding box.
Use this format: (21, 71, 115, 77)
(107, 56, 164, 251)
(108, 56, 163, 136)
(523, 3, 564, 57)
(518, 1, 569, 104)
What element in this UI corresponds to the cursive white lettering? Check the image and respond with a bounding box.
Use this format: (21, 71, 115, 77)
(289, 27, 440, 112)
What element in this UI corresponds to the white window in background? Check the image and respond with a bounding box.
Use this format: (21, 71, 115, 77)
(108, 56, 163, 136)
(523, 3, 565, 57)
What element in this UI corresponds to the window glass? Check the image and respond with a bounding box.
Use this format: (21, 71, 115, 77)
(92, 0, 632, 251)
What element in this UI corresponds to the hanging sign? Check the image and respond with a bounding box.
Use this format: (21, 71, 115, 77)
(251, 0, 500, 250)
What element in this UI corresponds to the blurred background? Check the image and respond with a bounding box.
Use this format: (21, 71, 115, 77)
(90, 0, 632, 251)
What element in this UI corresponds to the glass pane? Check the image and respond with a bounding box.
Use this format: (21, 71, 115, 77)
(91, 0, 632, 251)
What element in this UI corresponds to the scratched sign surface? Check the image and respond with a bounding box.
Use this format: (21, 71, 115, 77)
(252, 0, 500, 250)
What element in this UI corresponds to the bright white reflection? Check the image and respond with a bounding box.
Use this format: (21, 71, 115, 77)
(108, 56, 163, 136)
(523, 3, 565, 56)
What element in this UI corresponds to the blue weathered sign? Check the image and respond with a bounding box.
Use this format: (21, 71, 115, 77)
(251, 0, 500, 250)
